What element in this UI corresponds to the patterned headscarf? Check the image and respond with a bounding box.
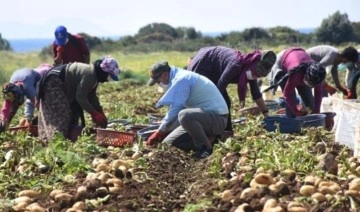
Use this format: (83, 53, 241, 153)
(2, 82, 25, 105)
(100, 56, 120, 81)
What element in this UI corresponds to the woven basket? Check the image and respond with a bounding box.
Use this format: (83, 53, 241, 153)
(8, 125, 38, 137)
(96, 129, 136, 147)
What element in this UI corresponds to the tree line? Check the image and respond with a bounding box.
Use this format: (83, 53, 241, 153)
(1, 11, 359, 53)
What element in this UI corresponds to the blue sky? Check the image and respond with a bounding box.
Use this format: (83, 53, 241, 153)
(1, 0, 359, 39)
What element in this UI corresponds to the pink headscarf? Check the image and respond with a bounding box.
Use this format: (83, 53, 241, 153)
(100, 56, 120, 80)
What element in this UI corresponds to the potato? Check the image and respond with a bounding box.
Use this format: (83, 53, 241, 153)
(299, 185, 315, 196)
(96, 163, 110, 172)
(345, 189, 360, 197)
(106, 178, 124, 187)
(220, 189, 233, 201)
(311, 192, 326, 203)
(111, 159, 129, 169)
(54, 193, 73, 202)
(12, 202, 28, 211)
(49, 189, 64, 199)
(234, 203, 251, 212)
(18, 189, 40, 198)
(287, 206, 307, 212)
(240, 187, 257, 199)
(109, 186, 122, 194)
(12, 196, 32, 204)
(349, 178, 360, 191)
(72, 201, 85, 210)
(26, 203, 46, 212)
(254, 173, 275, 185)
(304, 175, 316, 185)
(132, 152, 142, 160)
(263, 199, 277, 209)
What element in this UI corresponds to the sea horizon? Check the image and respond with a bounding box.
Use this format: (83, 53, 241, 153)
(8, 28, 315, 53)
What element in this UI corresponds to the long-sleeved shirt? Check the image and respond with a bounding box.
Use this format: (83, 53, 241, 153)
(277, 48, 323, 114)
(306, 45, 342, 88)
(188, 46, 262, 102)
(64, 62, 102, 113)
(156, 67, 229, 132)
(1, 68, 41, 122)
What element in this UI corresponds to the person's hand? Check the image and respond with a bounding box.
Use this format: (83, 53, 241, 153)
(346, 90, 355, 99)
(90, 111, 107, 128)
(295, 110, 307, 117)
(146, 130, 167, 146)
(323, 83, 337, 95)
(337, 86, 349, 96)
(54, 46, 64, 65)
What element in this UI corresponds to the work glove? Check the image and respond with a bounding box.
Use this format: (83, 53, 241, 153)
(146, 130, 167, 146)
(54, 46, 64, 65)
(90, 111, 107, 128)
(295, 110, 307, 117)
(323, 83, 337, 95)
(18, 118, 31, 127)
(346, 90, 355, 99)
(337, 86, 349, 96)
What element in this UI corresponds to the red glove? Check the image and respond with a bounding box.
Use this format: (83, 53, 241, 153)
(90, 111, 107, 128)
(54, 46, 64, 65)
(323, 83, 337, 95)
(146, 130, 167, 146)
(346, 90, 355, 99)
(295, 110, 307, 117)
(337, 86, 349, 96)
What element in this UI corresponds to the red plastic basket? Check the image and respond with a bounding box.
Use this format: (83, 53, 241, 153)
(8, 125, 38, 137)
(96, 129, 136, 147)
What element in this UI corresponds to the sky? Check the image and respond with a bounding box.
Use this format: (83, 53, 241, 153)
(1, 0, 360, 39)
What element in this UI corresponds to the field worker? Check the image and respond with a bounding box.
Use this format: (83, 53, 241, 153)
(52, 25, 90, 65)
(306, 45, 359, 98)
(265, 47, 326, 118)
(36, 56, 120, 142)
(187, 46, 276, 135)
(346, 50, 360, 99)
(0, 64, 53, 132)
(146, 61, 229, 159)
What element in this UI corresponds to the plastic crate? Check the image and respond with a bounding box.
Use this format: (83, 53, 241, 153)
(264, 115, 303, 133)
(296, 114, 326, 128)
(137, 125, 159, 141)
(96, 129, 136, 147)
(8, 125, 38, 137)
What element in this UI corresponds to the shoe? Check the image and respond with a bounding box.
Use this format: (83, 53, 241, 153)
(193, 146, 213, 159)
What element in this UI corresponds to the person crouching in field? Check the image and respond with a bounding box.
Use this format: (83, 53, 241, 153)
(265, 47, 326, 118)
(306, 45, 359, 98)
(0, 64, 53, 132)
(36, 56, 120, 143)
(146, 61, 229, 159)
(187, 46, 276, 135)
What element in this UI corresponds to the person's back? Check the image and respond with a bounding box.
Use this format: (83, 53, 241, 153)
(306, 45, 339, 67)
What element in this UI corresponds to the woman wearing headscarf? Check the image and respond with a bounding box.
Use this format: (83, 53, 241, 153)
(0, 64, 53, 132)
(37, 56, 120, 142)
(266, 47, 326, 118)
(187, 46, 276, 135)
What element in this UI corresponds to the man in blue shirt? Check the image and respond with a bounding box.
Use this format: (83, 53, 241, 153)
(146, 61, 229, 159)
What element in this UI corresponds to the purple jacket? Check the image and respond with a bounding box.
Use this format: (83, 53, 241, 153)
(280, 48, 323, 114)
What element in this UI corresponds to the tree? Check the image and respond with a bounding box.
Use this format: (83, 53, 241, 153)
(268, 26, 300, 44)
(0, 33, 12, 51)
(78, 33, 102, 49)
(136, 23, 178, 40)
(241, 27, 271, 41)
(352, 22, 360, 42)
(315, 11, 354, 45)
